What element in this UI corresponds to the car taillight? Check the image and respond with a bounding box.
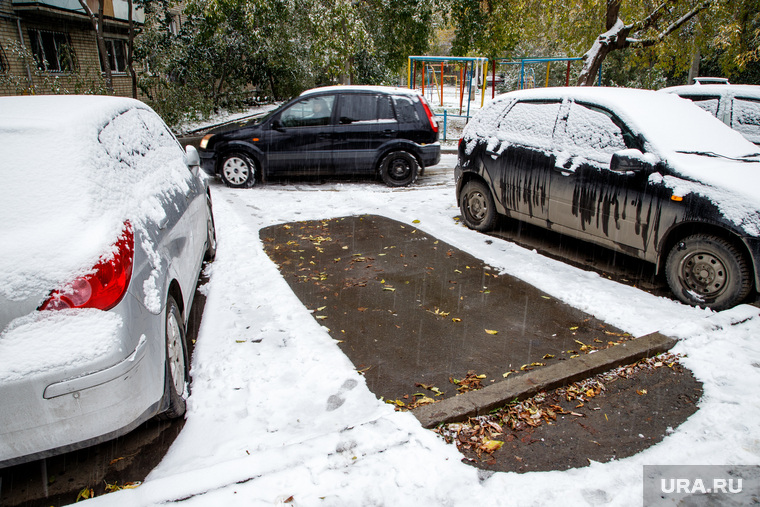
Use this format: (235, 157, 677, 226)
(40, 222, 134, 311)
(418, 96, 439, 133)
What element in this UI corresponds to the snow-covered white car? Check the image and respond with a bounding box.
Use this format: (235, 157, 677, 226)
(661, 83, 760, 145)
(0, 95, 216, 467)
(456, 87, 760, 310)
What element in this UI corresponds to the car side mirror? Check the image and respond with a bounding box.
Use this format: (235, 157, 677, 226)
(610, 149, 656, 173)
(272, 118, 284, 131)
(185, 145, 201, 167)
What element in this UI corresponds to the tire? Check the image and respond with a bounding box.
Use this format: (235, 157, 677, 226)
(379, 151, 418, 187)
(204, 194, 217, 262)
(459, 180, 497, 232)
(665, 234, 752, 311)
(159, 296, 188, 419)
(220, 153, 256, 188)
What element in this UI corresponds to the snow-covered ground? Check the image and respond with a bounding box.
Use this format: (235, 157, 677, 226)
(82, 155, 760, 507)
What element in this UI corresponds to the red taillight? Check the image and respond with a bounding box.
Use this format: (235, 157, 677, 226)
(418, 96, 439, 133)
(41, 222, 134, 311)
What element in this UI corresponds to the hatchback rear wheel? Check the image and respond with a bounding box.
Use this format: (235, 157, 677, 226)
(379, 151, 418, 187)
(221, 153, 256, 188)
(159, 296, 188, 419)
(459, 180, 496, 232)
(665, 234, 751, 310)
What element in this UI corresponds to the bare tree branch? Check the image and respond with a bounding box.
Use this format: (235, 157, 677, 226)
(630, 1, 712, 48)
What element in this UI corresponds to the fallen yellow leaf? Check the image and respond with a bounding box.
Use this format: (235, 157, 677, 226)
(485, 329, 498, 335)
(480, 439, 504, 453)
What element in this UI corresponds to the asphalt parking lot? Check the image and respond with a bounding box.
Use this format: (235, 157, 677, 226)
(261, 214, 703, 472)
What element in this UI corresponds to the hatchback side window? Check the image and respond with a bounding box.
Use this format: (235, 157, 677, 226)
(338, 94, 390, 124)
(393, 96, 420, 123)
(731, 97, 760, 140)
(557, 103, 628, 167)
(280, 95, 335, 127)
(498, 101, 561, 150)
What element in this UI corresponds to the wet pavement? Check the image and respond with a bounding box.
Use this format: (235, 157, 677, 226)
(260, 215, 701, 472)
(261, 215, 633, 403)
(261, 214, 702, 472)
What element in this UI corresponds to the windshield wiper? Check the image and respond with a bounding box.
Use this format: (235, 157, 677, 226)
(676, 150, 760, 162)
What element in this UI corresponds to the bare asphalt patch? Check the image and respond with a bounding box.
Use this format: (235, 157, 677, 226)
(261, 214, 701, 472)
(261, 215, 664, 407)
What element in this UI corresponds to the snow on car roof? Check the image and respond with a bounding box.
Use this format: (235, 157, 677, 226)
(484, 87, 757, 158)
(0, 95, 191, 301)
(300, 85, 422, 97)
(661, 83, 760, 99)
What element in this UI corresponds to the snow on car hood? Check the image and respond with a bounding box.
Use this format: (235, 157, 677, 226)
(0, 95, 192, 303)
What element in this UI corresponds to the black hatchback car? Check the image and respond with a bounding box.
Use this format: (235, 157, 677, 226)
(456, 87, 760, 310)
(199, 85, 441, 188)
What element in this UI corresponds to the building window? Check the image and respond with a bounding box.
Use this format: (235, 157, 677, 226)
(168, 14, 180, 36)
(102, 39, 128, 73)
(27, 29, 76, 72)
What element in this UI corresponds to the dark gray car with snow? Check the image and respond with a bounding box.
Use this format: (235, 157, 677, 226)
(456, 87, 760, 310)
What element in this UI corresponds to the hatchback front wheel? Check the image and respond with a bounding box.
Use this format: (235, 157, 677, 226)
(221, 153, 256, 188)
(459, 180, 496, 232)
(665, 234, 751, 311)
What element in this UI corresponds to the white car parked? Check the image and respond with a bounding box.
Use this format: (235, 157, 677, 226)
(662, 83, 760, 145)
(0, 95, 216, 467)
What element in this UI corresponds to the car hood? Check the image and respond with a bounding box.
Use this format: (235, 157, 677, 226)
(658, 152, 760, 236)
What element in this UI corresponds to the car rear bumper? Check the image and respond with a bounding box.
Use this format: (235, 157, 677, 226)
(200, 150, 217, 176)
(420, 143, 441, 168)
(0, 303, 165, 467)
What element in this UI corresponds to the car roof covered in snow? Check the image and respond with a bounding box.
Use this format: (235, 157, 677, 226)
(475, 86, 758, 159)
(661, 83, 760, 99)
(300, 85, 422, 97)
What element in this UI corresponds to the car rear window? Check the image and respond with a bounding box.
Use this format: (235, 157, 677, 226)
(393, 96, 420, 123)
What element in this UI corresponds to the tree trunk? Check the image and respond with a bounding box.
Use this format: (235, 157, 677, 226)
(577, 19, 630, 86)
(127, 0, 137, 98)
(77, 0, 114, 93)
(577, 0, 712, 87)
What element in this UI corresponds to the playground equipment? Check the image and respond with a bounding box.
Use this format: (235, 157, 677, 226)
(408, 56, 489, 118)
(407, 55, 602, 140)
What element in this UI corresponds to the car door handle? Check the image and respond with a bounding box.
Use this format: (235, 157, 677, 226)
(381, 129, 394, 136)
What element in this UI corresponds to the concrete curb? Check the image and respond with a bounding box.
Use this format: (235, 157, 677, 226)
(412, 331, 678, 428)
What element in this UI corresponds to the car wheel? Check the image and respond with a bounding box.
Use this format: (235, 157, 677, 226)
(159, 295, 188, 419)
(221, 153, 256, 188)
(379, 151, 418, 187)
(665, 234, 752, 311)
(204, 195, 217, 262)
(459, 180, 496, 232)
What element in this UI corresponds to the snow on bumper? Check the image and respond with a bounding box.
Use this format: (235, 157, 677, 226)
(0, 307, 164, 466)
